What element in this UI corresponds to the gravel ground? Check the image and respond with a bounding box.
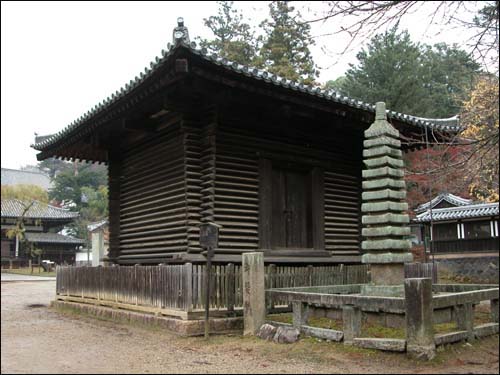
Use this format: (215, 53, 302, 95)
(1, 280, 498, 374)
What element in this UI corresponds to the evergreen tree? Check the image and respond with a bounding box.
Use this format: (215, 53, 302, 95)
(341, 27, 426, 115)
(197, 1, 258, 65)
(341, 27, 481, 117)
(420, 43, 481, 117)
(258, 1, 319, 85)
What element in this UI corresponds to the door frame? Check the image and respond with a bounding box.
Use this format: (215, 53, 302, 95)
(258, 157, 326, 255)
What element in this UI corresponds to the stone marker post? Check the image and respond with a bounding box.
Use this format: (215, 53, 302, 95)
(405, 278, 435, 360)
(361, 102, 413, 297)
(243, 252, 266, 335)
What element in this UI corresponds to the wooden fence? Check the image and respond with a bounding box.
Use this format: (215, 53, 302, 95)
(405, 262, 438, 284)
(56, 262, 436, 319)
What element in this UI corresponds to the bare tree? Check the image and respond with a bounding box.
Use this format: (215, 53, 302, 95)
(299, 1, 499, 72)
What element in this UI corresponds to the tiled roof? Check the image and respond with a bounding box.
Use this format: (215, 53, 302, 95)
(87, 219, 108, 232)
(24, 232, 85, 245)
(1, 199, 79, 220)
(32, 32, 461, 152)
(415, 193, 473, 213)
(1, 168, 52, 190)
(414, 202, 499, 222)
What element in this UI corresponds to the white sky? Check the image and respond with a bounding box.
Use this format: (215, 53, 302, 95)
(1, 1, 483, 170)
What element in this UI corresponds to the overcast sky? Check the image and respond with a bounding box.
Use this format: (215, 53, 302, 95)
(1, 1, 482, 170)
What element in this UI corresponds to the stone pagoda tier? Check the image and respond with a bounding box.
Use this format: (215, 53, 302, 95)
(361, 102, 413, 297)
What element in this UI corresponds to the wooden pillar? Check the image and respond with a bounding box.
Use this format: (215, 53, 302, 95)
(108, 146, 122, 263)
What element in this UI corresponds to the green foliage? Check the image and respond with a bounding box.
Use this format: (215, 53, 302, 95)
(49, 164, 107, 207)
(419, 43, 481, 117)
(197, 1, 259, 65)
(341, 27, 481, 117)
(258, 1, 319, 85)
(37, 158, 73, 178)
(1, 184, 49, 203)
(49, 163, 108, 240)
(199, 1, 319, 85)
(323, 76, 348, 95)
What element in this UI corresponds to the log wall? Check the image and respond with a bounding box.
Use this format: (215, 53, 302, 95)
(116, 122, 187, 264)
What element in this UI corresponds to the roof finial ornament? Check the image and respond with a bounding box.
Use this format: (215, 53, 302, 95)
(172, 17, 190, 45)
(375, 101, 386, 120)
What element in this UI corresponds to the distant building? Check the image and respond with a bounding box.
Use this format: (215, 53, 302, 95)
(1, 199, 85, 264)
(413, 193, 499, 254)
(1, 167, 52, 190)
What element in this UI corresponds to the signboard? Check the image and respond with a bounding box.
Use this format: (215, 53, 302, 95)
(199, 222, 221, 249)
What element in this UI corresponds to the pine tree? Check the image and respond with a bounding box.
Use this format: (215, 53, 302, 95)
(258, 1, 319, 85)
(197, 1, 258, 65)
(341, 27, 481, 117)
(341, 27, 426, 115)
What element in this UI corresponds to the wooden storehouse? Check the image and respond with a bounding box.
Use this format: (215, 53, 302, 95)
(32, 19, 459, 265)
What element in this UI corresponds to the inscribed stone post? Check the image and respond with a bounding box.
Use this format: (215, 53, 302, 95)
(242, 252, 266, 335)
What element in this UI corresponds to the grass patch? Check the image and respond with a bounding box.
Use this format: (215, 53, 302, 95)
(2, 267, 56, 277)
(362, 322, 405, 339)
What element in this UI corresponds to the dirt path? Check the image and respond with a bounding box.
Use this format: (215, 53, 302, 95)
(1, 281, 498, 374)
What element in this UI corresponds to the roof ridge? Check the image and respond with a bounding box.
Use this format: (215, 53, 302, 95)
(31, 33, 463, 153)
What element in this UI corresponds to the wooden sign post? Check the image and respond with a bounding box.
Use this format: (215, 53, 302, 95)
(199, 222, 221, 340)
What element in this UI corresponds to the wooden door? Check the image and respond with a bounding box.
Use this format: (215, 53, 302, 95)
(271, 167, 311, 249)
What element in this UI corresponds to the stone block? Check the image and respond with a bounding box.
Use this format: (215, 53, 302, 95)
(273, 326, 300, 344)
(257, 323, 277, 341)
(405, 278, 435, 360)
(491, 299, 498, 323)
(364, 136, 401, 149)
(370, 263, 405, 285)
(362, 226, 411, 237)
(364, 156, 404, 169)
(362, 213, 409, 225)
(434, 331, 468, 346)
(361, 201, 408, 213)
(342, 305, 361, 345)
(454, 303, 474, 342)
(362, 189, 406, 202)
(362, 240, 411, 251)
(301, 325, 343, 342)
(362, 167, 404, 179)
(361, 252, 413, 265)
(361, 285, 405, 297)
(292, 301, 309, 328)
(363, 146, 403, 159)
(353, 338, 406, 352)
(473, 323, 499, 338)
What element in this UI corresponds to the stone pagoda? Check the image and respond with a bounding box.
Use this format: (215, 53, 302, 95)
(361, 102, 413, 297)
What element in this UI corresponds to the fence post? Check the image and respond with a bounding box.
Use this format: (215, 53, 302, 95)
(268, 264, 276, 311)
(184, 263, 193, 313)
(135, 264, 139, 306)
(342, 305, 361, 345)
(242, 252, 265, 336)
(405, 278, 435, 360)
(454, 303, 475, 342)
(227, 263, 235, 316)
(307, 265, 313, 286)
(491, 299, 499, 323)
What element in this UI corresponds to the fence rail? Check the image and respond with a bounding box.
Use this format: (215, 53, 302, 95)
(56, 262, 435, 319)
